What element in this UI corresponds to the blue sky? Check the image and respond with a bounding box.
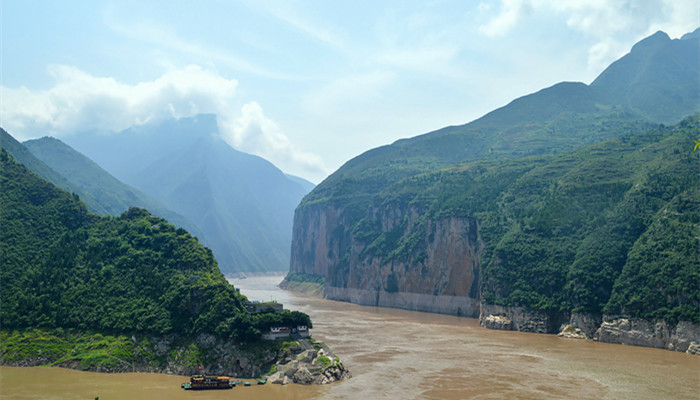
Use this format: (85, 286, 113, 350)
(2, 0, 698, 182)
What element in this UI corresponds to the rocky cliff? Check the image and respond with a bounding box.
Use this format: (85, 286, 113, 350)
(478, 307, 700, 354)
(289, 202, 482, 317)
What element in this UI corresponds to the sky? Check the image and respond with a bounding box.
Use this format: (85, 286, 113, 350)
(1, 0, 698, 183)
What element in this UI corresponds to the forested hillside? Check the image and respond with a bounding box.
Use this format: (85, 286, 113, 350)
(294, 116, 698, 324)
(0, 149, 310, 341)
(302, 29, 698, 211)
(428, 118, 698, 323)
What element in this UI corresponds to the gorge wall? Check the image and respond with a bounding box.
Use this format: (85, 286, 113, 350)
(289, 202, 482, 317)
(289, 203, 700, 354)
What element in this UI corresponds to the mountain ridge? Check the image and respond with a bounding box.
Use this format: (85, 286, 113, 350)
(22, 136, 205, 240)
(0, 147, 318, 376)
(0, 128, 111, 215)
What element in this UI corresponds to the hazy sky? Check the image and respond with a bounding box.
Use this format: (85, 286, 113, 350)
(1, 1, 698, 182)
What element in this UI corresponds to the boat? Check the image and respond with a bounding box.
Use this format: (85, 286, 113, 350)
(181, 375, 236, 390)
(258, 378, 267, 385)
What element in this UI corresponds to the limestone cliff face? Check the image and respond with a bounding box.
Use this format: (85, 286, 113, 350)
(479, 304, 568, 334)
(290, 202, 699, 354)
(477, 307, 700, 354)
(289, 202, 482, 317)
(594, 318, 700, 353)
(290, 203, 347, 278)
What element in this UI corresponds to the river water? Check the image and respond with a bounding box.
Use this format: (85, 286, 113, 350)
(2, 276, 698, 399)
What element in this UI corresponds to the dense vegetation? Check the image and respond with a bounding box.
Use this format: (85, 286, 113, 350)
(311, 117, 699, 323)
(302, 30, 698, 212)
(0, 328, 294, 375)
(0, 149, 311, 343)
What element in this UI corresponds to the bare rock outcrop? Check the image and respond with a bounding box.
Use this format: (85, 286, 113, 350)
(479, 304, 567, 334)
(269, 339, 351, 385)
(557, 325, 587, 339)
(290, 203, 483, 317)
(594, 318, 700, 353)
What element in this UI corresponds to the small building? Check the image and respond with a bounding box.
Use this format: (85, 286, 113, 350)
(262, 325, 311, 340)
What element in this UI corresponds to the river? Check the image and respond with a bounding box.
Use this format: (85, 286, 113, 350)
(2, 276, 698, 399)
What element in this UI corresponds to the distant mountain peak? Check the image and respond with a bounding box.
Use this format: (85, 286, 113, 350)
(681, 27, 700, 40)
(630, 30, 671, 53)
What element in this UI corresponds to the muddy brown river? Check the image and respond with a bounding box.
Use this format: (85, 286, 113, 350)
(2, 276, 698, 399)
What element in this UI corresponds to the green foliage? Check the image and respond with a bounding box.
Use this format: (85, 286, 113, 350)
(317, 355, 331, 367)
(284, 271, 325, 285)
(297, 115, 700, 323)
(1, 327, 293, 374)
(604, 187, 700, 323)
(0, 149, 313, 342)
(0, 328, 136, 370)
(293, 35, 699, 324)
(0, 128, 111, 215)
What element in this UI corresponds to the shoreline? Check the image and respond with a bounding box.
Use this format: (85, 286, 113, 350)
(280, 284, 700, 355)
(0, 328, 350, 385)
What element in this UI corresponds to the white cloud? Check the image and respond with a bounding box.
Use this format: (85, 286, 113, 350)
(301, 71, 396, 115)
(479, 0, 699, 71)
(103, 10, 291, 80)
(479, 0, 534, 37)
(0, 64, 327, 179)
(221, 102, 327, 177)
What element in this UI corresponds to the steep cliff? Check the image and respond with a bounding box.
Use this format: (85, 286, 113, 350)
(290, 201, 482, 316)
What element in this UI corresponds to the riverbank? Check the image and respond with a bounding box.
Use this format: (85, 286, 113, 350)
(281, 282, 700, 355)
(0, 328, 349, 384)
(278, 272, 324, 296)
(5, 276, 699, 400)
(478, 304, 700, 354)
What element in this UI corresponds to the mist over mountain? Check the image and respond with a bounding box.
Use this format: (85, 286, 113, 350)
(0, 128, 110, 216)
(22, 136, 204, 240)
(64, 115, 313, 274)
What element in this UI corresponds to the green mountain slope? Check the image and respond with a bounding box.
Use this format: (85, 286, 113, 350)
(0, 149, 311, 339)
(295, 117, 699, 325)
(468, 119, 699, 321)
(22, 136, 205, 241)
(591, 29, 700, 123)
(303, 30, 699, 212)
(0, 128, 110, 215)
